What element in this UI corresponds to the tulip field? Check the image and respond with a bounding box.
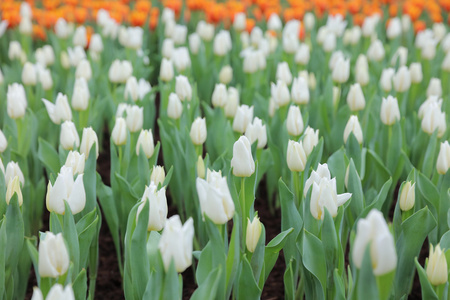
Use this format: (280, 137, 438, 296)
(1, 0, 450, 299)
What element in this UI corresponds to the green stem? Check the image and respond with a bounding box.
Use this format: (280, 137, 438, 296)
(401, 208, 413, 222)
(240, 177, 247, 248)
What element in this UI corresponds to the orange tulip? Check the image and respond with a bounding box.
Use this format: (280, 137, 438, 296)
(414, 20, 426, 33)
(130, 10, 147, 27)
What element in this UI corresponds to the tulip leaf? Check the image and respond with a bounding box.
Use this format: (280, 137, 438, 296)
(191, 266, 222, 300)
(440, 230, 450, 250)
(322, 209, 340, 283)
(137, 144, 150, 188)
(334, 269, 346, 300)
(196, 242, 213, 285)
(327, 148, 347, 194)
(162, 262, 181, 300)
(386, 122, 402, 174)
(0, 170, 6, 217)
(361, 178, 393, 217)
(302, 229, 327, 299)
(63, 201, 80, 277)
(356, 247, 379, 300)
(72, 269, 87, 300)
(438, 173, 450, 238)
(5, 196, 24, 273)
(284, 259, 295, 300)
(394, 207, 437, 298)
(421, 131, 438, 178)
(345, 133, 362, 173)
(38, 137, 60, 176)
(0, 219, 7, 297)
(82, 146, 98, 215)
(364, 150, 391, 190)
(347, 159, 363, 218)
(250, 224, 266, 282)
(237, 255, 261, 300)
(77, 212, 99, 269)
(416, 171, 440, 213)
(225, 216, 240, 299)
(414, 257, 439, 300)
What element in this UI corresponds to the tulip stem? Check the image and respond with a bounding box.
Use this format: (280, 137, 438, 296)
(434, 283, 445, 300)
(292, 171, 302, 209)
(401, 209, 413, 222)
(240, 177, 247, 247)
(16, 118, 24, 156)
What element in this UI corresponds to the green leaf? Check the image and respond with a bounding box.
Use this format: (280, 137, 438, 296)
(237, 255, 261, 300)
(5, 196, 24, 273)
(0, 220, 7, 297)
(225, 217, 240, 299)
(416, 172, 440, 211)
(327, 148, 347, 194)
(72, 269, 87, 300)
(77, 212, 99, 269)
(191, 266, 222, 300)
(421, 131, 438, 178)
(162, 262, 180, 300)
(333, 269, 346, 300)
(414, 257, 438, 300)
(347, 159, 363, 218)
(82, 146, 98, 215)
(63, 201, 80, 277)
(284, 259, 295, 300)
(386, 122, 402, 174)
(302, 229, 327, 298)
(345, 133, 362, 172)
(356, 247, 378, 300)
(38, 137, 60, 176)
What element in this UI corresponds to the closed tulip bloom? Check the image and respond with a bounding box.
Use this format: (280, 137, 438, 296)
(427, 78, 442, 97)
(19, 18, 32, 35)
(197, 156, 206, 179)
(390, 47, 408, 67)
(151, 166, 166, 187)
(196, 21, 214, 41)
(60, 121, 80, 150)
(38, 232, 70, 278)
(409, 63, 423, 83)
(46, 166, 86, 214)
(67, 46, 86, 67)
(355, 55, 370, 86)
(171, 47, 191, 72)
(332, 86, 341, 106)
(267, 14, 282, 31)
(190, 117, 207, 145)
(55, 18, 71, 38)
(291, 77, 309, 105)
(426, 244, 448, 285)
(160, 58, 174, 82)
(225, 87, 240, 118)
(189, 33, 201, 54)
(46, 284, 75, 300)
(196, 169, 235, 224)
(89, 34, 103, 53)
(387, 17, 402, 39)
(7, 83, 27, 119)
(212, 83, 228, 108)
(42, 93, 72, 125)
(344, 115, 363, 144)
(250, 27, 263, 46)
(246, 217, 262, 252)
(283, 34, 299, 54)
(393, 66, 411, 92)
(138, 79, 152, 100)
(0, 129, 7, 153)
(137, 182, 168, 231)
(421, 103, 446, 138)
(64, 151, 85, 175)
(75, 59, 92, 80)
(380, 68, 395, 92)
(402, 14, 411, 32)
(5, 162, 25, 187)
(175, 75, 192, 102)
(80, 127, 99, 159)
(167, 93, 183, 119)
(213, 30, 232, 56)
(286, 105, 304, 136)
(287, 140, 307, 172)
(367, 39, 385, 61)
(418, 96, 442, 119)
(304, 12, 315, 31)
(6, 176, 23, 206)
(39, 68, 53, 91)
(399, 181, 415, 211)
(233, 105, 254, 134)
(422, 41, 437, 60)
(22, 62, 37, 86)
(329, 51, 345, 70)
(161, 8, 175, 23)
(125, 105, 143, 133)
(295, 44, 310, 65)
(233, 12, 246, 31)
(442, 52, 450, 72)
(271, 80, 290, 107)
(303, 163, 331, 196)
(219, 65, 233, 84)
(136, 129, 155, 159)
(158, 215, 194, 273)
(31, 287, 43, 300)
(231, 136, 255, 177)
(124, 76, 139, 102)
(73, 26, 87, 47)
(352, 209, 397, 276)
(380, 96, 401, 125)
(245, 117, 267, 149)
(362, 14, 380, 37)
(108, 60, 133, 83)
(310, 177, 352, 219)
(111, 118, 127, 146)
(323, 32, 337, 52)
(347, 84, 365, 111)
(436, 141, 450, 175)
(303, 126, 319, 156)
(332, 57, 350, 83)
(8, 41, 22, 60)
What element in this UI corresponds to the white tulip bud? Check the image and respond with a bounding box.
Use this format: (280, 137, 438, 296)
(367, 39, 385, 61)
(231, 136, 255, 177)
(64, 151, 85, 175)
(89, 34, 103, 53)
(287, 140, 307, 172)
(125, 105, 143, 133)
(268, 14, 282, 31)
(421, 103, 446, 138)
(426, 244, 448, 285)
(60, 121, 80, 150)
(190, 117, 207, 145)
(380, 95, 400, 125)
(197, 156, 206, 179)
(402, 14, 411, 32)
(304, 163, 331, 196)
(8, 41, 22, 61)
(6, 176, 23, 206)
(38, 68, 53, 91)
(245, 117, 267, 149)
(167, 93, 183, 119)
(196, 169, 235, 224)
(124, 76, 139, 102)
(151, 166, 166, 187)
(442, 52, 450, 72)
(111, 117, 127, 146)
(271, 80, 290, 107)
(158, 215, 194, 273)
(19, 17, 32, 35)
(212, 83, 228, 108)
(72, 77, 90, 111)
(380, 68, 395, 92)
(326, 14, 347, 36)
(175, 75, 192, 102)
(5, 161, 25, 187)
(80, 127, 99, 159)
(399, 181, 415, 211)
(390, 46, 408, 66)
(303, 126, 319, 156)
(171, 47, 191, 72)
(189, 33, 201, 54)
(137, 182, 168, 231)
(0, 129, 7, 153)
(22, 62, 37, 86)
(332, 57, 350, 83)
(42, 93, 72, 125)
(196, 21, 215, 41)
(138, 78, 152, 100)
(422, 40, 437, 60)
(352, 209, 397, 275)
(73, 26, 87, 48)
(346, 83, 365, 112)
(332, 86, 341, 106)
(355, 54, 370, 86)
(46, 284, 75, 300)
(291, 77, 309, 105)
(246, 217, 262, 252)
(286, 105, 304, 136)
(409, 62, 423, 83)
(387, 17, 401, 39)
(362, 14, 380, 37)
(213, 30, 232, 56)
(344, 115, 363, 144)
(136, 129, 155, 159)
(283, 34, 299, 54)
(75, 59, 92, 80)
(67, 46, 86, 67)
(250, 27, 263, 46)
(393, 66, 411, 92)
(173, 24, 187, 45)
(161, 8, 175, 24)
(329, 51, 344, 70)
(233, 105, 254, 134)
(295, 44, 310, 65)
(427, 78, 442, 97)
(436, 141, 450, 175)
(323, 32, 337, 53)
(276, 62, 293, 85)
(38, 232, 70, 278)
(219, 65, 233, 84)
(233, 12, 246, 31)
(418, 96, 442, 119)
(46, 166, 86, 214)
(225, 87, 240, 118)
(55, 18, 71, 38)
(160, 58, 174, 82)
(304, 12, 315, 31)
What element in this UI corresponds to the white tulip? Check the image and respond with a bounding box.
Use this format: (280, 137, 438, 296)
(46, 284, 75, 300)
(323, 32, 336, 52)
(167, 93, 183, 119)
(111, 117, 127, 146)
(7, 83, 28, 119)
(125, 105, 143, 133)
(38, 232, 70, 278)
(295, 44, 310, 65)
(6, 176, 23, 206)
(355, 54, 370, 86)
(362, 14, 380, 37)
(151, 166, 166, 187)
(442, 52, 450, 72)
(344, 115, 363, 144)
(64, 151, 85, 175)
(421, 103, 446, 138)
(390, 47, 408, 66)
(291, 77, 309, 105)
(196, 21, 214, 41)
(75, 59, 92, 80)
(283, 34, 299, 54)
(271, 80, 290, 107)
(160, 58, 174, 82)
(136, 129, 155, 159)
(276, 62, 292, 85)
(332, 57, 350, 83)
(80, 127, 99, 159)
(233, 105, 254, 134)
(418, 96, 442, 119)
(4, 161, 25, 187)
(380, 95, 400, 125)
(326, 14, 347, 36)
(19, 18, 32, 35)
(386, 17, 401, 39)
(138, 79, 152, 100)
(304, 163, 331, 196)
(436, 141, 450, 175)
(189, 33, 201, 54)
(399, 181, 415, 211)
(38, 68, 53, 91)
(213, 30, 232, 56)
(246, 217, 262, 252)
(89, 34, 103, 53)
(287, 140, 307, 172)
(190, 117, 207, 145)
(426, 244, 448, 285)
(427, 78, 442, 97)
(22, 62, 37, 86)
(124, 76, 139, 102)
(0, 129, 7, 153)
(73, 26, 87, 48)
(367, 39, 385, 61)
(286, 105, 304, 136)
(55, 18, 71, 38)
(346, 83, 365, 112)
(212, 83, 228, 108)
(304, 12, 315, 31)
(225, 87, 240, 118)
(245, 117, 267, 149)
(219, 65, 233, 84)
(42, 93, 72, 125)
(171, 47, 191, 72)
(60, 121, 80, 150)
(72, 77, 90, 111)
(303, 126, 319, 156)
(233, 12, 246, 31)
(8, 41, 22, 61)
(67, 46, 86, 67)
(268, 14, 282, 31)
(231, 136, 255, 177)
(175, 75, 192, 101)
(380, 68, 395, 92)
(136, 182, 168, 231)
(310, 177, 352, 219)
(409, 62, 423, 83)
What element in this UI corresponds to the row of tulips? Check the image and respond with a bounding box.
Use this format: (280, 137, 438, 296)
(0, 1, 449, 299)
